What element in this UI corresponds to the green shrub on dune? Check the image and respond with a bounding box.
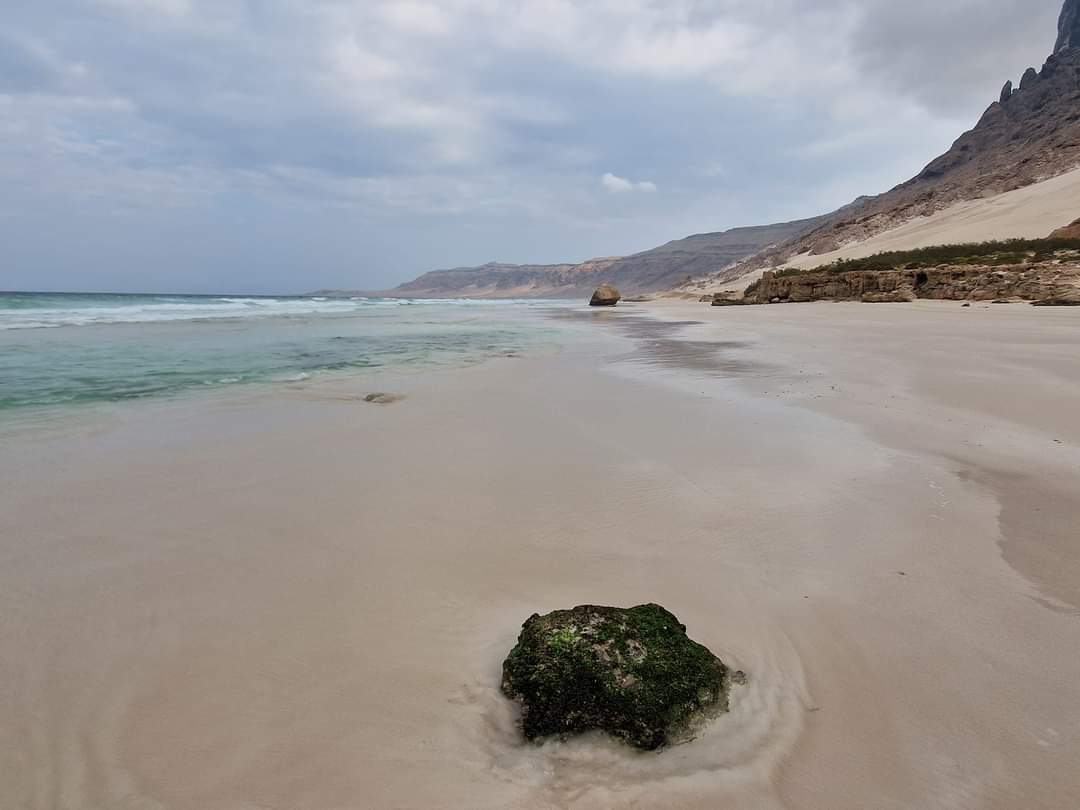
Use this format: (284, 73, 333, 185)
(770, 237, 1080, 279)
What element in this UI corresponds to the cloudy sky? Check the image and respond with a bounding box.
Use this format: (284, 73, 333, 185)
(0, 0, 1062, 293)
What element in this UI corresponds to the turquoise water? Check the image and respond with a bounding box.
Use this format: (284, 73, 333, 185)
(0, 292, 562, 411)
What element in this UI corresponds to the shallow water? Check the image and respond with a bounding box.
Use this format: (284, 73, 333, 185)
(0, 292, 564, 411)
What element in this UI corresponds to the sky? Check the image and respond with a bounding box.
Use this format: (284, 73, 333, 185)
(0, 0, 1063, 294)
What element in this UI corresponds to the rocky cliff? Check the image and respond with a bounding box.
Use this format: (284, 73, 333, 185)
(741, 263, 1080, 305)
(1051, 216, 1080, 238)
(388, 215, 827, 298)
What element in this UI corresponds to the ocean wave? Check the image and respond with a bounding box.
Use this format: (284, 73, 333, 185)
(1, 297, 360, 329)
(0, 294, 564, 330)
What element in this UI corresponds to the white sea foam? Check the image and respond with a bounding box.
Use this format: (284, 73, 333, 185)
(0, 297, 355, 330)
(0, 295, 560, 330)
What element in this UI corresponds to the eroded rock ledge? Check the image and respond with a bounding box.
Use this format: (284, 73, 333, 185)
(738, 262, 1080, 305)
(713, 242, 1080, 306)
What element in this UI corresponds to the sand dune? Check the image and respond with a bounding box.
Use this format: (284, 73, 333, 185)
(714, 167, 1080, 291)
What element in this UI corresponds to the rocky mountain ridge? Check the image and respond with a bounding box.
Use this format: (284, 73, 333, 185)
(383, 215, 827, 298)
(703, 1, 1080, 285)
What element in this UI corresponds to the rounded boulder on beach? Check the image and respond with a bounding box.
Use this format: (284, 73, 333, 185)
(500, 603, 734, 751)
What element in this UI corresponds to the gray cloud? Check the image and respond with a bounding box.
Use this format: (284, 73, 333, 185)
(0, 0, 1064, 293)
(849, 0, 1060, 112)
(0, 32, 69, 92)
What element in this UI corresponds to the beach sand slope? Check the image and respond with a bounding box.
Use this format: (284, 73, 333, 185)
(1, 302, 1079, 808)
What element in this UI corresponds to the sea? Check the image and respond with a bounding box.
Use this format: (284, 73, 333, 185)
(0, 292, 565, 412)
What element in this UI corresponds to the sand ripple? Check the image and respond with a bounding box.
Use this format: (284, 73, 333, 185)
(454, 626, 810, 808)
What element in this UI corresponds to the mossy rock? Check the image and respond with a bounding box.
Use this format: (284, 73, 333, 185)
(501, 604, 731, 751)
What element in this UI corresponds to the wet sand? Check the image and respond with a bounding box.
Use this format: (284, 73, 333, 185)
(2, 301, 1079, 808)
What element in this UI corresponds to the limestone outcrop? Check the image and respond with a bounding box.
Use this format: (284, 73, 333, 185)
(742, 262, 1080, 305)
(589, 283, 621, 306)
(710, 291, 744, 306)
(1050, 218, 1080, 239)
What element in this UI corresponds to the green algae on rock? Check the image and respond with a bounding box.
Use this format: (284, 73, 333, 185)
(500, 604, 732, 751)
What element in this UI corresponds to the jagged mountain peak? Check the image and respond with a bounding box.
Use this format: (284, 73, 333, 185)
(1058, 0, 1080, 53)
(703, 0, 1080, 284)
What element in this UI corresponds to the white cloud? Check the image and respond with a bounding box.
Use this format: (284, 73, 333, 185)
(96, 0, 192, 16)
(602, 173, 657, 193)
(379, 1, 452, 36)
(601, 173, 633, 192)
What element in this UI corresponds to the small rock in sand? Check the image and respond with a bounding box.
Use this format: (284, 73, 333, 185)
(363, 393, 404, 405)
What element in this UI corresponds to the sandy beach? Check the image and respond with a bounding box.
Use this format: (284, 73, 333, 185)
(2, 300, 1079, 809)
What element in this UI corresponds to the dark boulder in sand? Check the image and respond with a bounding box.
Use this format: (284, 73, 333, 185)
(501, 603, 735, 751)
(589, 284, 621, 307)
(363, 393, 404, 404)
